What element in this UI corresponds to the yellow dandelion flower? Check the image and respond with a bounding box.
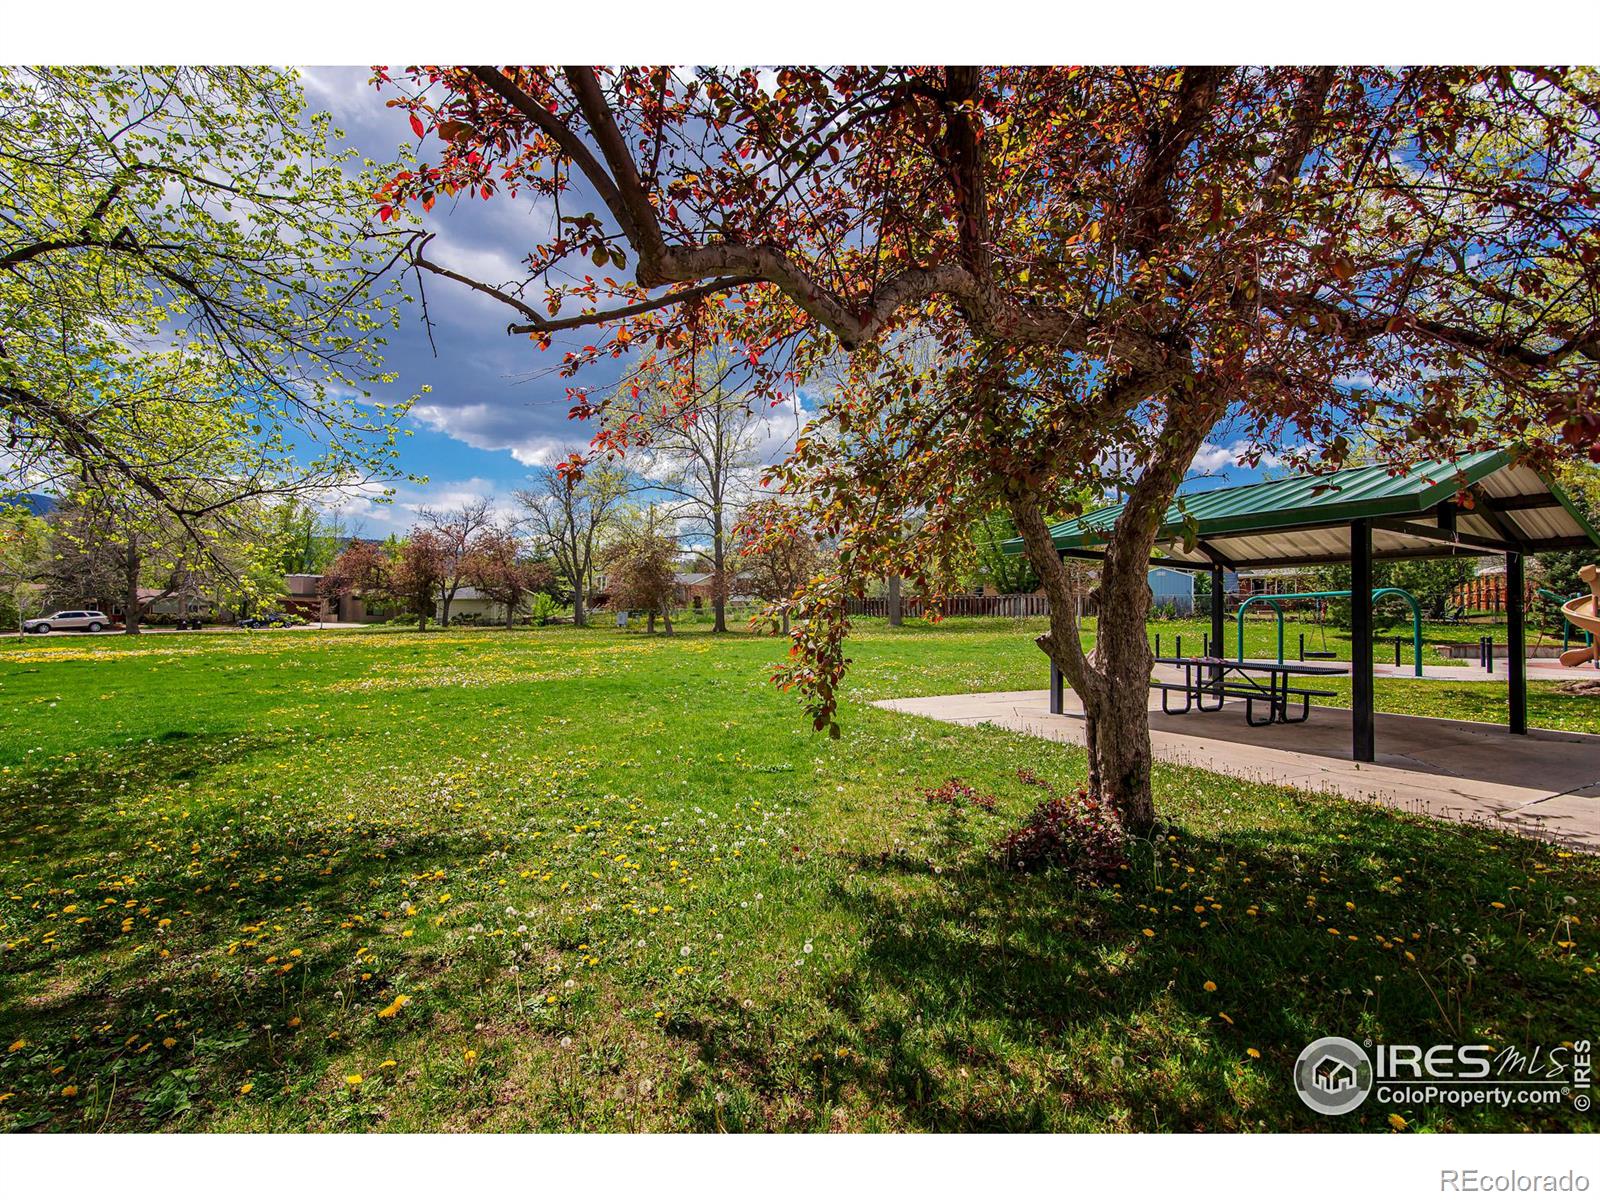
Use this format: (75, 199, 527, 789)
(1203, 980, 1217, 992)
(239, 1082, 253, 1095)
(7, 1039, 24, 1053)
(345, 1074, 363, 1087)
(162, 1037, 177, 1049)
(463, 1049, 477, 1064)
(1141, 928, 1155, 938)
(1246, 1048, 1261, 1059)
(379, 1059, 398, 1071)
(61, 1085, 78, 1098)
(1388, 1113, 1408, 1131)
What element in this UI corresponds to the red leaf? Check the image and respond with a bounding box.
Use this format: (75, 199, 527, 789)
(409, 113, 425, 139)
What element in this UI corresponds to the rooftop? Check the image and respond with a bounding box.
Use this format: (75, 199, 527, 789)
(1002, 450, 1600, 569)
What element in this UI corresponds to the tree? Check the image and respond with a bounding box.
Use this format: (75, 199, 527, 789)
(616, 369, 769, 634)
(1, 67, 417, 535)
(961, 510, 1041, 597)
(385, 66, 1600, 832)
(391, 532, 448, 632)
(603, 528, 679, 634)
(44, 483, 282, 633)
(516, 456, 627, 627)
(320, 539, 389, 617)
(420, 497, 495, 627)
(737, 498, 826, 634)
(0, 504, 49, 634)
(465, 524, 555, 628)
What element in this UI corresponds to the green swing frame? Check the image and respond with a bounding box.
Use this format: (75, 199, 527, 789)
(1235, 588, 1424, 677)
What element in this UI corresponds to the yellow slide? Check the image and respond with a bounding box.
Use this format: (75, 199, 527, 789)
(1559, 564, 1600, 666)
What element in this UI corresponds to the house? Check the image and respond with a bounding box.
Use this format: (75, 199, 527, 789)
(672, 572, 756, 610)
(1147, 567, 1196, 615)
(434, 586, 524, 625)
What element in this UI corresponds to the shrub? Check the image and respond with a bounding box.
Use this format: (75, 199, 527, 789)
(920, 779, 997, 811)
(995, 787, 1129, 881)
(527, 592, 557, 625)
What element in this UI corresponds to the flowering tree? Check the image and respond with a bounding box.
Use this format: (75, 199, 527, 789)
(419, 497, 496, 627)
(322, 532, 446, 631)
(1, 67, 418, 539)
(465, 524, 555, 627)
(378, 65, 1600, 831)
(736, 498, 827, 634)
(602, 526, 679, 634)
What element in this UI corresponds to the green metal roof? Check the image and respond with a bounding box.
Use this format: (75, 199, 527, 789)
(1000, 450, 1600, 566)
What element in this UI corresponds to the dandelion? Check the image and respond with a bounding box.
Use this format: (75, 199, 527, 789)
(1388, 1113, 1408, 1131)
(6, 1039, 24, 1053)
(345, 1074, 363, 1087)
(377, 994, 411, 1019)
(1203, 980, 1217, 992)
(1141, 928, 1155, 938)
(379, 1059, 398, 1071)
(61, 1085, 78, 1098)
(239, 1082, 253, 1095)
(1246, 1048, 1261, 1059)
(463, 1049, 477, 1064)
(1461, 953, 1478, 968)
(162, 1037, 177, 1049)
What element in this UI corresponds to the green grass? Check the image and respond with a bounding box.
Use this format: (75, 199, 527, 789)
(0, 622, 1595, 1132)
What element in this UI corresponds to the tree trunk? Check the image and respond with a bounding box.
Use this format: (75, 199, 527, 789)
(440, 589, 452, 629)
(646, 611, 656, 634)
(886, 574, 902, 626)
(662, 610, 673, 635)
(573, 588, 586, 628)
(122, 551, 142, 636)
(505, 599, 517, 630)
(710, 510, 728, 634)
(1008, 394, 1222, 833)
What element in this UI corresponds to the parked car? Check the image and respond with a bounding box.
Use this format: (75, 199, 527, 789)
(23, 610, 110, 634)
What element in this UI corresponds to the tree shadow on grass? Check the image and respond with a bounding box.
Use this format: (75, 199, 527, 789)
(686, 791, 1600, 1132)
(0, 731, 502, 1131)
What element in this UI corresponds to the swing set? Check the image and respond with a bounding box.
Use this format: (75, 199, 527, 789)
(1234, 587, 1424, 677)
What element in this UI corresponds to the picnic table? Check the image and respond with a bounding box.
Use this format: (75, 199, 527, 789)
(1153, 656, 1350, 727)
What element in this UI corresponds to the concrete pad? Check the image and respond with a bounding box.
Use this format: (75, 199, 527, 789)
(873, 686, 1600, 852)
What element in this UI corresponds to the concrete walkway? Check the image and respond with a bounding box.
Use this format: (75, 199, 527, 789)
(874, 683, 1600, 851)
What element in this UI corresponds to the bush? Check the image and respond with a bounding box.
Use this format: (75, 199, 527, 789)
(995, 783, 1129, 882)
(527, 592, 557, 625)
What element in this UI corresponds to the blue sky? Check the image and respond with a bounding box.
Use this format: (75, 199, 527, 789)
(295, 67, 1270, 533)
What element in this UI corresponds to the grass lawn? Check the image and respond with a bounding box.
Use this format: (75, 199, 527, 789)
(0, 621, 1596, 1132)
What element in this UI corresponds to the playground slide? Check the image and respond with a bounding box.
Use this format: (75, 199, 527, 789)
(1559, 564, 1600, 666)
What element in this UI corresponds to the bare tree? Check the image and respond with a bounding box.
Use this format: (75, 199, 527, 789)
(515, 455, 627, 627)
(418, 497, 495, 628)
(620, 369, 778, 634)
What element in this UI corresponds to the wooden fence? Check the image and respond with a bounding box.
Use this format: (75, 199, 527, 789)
(844, 593, 1053, 618)
(1449, 577, 1538, 615)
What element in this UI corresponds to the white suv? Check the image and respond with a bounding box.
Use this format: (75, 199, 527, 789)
(23, 610, 110, 634)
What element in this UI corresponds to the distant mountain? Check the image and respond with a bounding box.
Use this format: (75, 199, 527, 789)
(0, 493, 56, 517)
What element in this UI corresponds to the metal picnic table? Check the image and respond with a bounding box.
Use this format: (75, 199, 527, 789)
(1154, 655, 1350, 727)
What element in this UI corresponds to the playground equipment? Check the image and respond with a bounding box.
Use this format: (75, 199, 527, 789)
(1235, 587, 1424, 677)
(1557, 565, 1600, 667)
